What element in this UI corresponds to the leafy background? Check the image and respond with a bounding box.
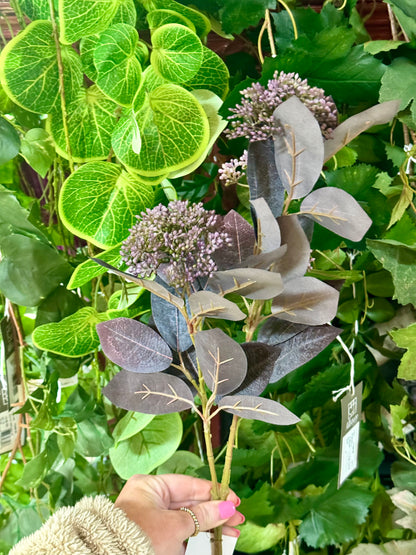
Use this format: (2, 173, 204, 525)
(1, 0, 416, 554)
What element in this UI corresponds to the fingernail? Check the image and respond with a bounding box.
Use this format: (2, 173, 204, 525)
(236, 497, 241, 507)
(237, 511, 245, 523)
(219, 501, 236, 519)
(235, 529, 241, 537)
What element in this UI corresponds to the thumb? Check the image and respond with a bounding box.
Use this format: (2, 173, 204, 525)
(177, 500, 241, 538)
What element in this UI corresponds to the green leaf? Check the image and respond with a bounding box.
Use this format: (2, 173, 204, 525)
(156, 450, 203, 475)
(145, 0, 210, 38)
(67, 246, 122, 289)
(94, 24, 142, 107)
(299, 481, 375, 548)
(0, 185, 48, 242)
(19, 0, 50, 20)
(151, 24, 203, 84)
(112, 83, 210, 176)
(219, 0, 275, 35)
(183, 45, 229, 100)
(385, 213, 416, 246)
(237, 521, 286, 554)
(0, 235, 71, 306)
(59, 161, 154, 248)
(59, 0, 119, 44)
(147, 9, 196, 31)
(0, 21, 83, 113)
(386, 0, 416, 20)
(17, 436, 59, 488)
(109, 412, 182, 479)
(367, 239, 416, 307)
(0, 117, 20, 165)
(75, 415, 113, 457)
(364, 40, 406, 55)
(112, 0, 137, 25)
(391, 323, 416, 380)
(380, 58, 416, 125)
(20, 128, 55, 178)
(169, 90, 227, 178)
(48, 86, 118, 162)
(32, 307, 109, 357)
(80, 35, 100, 81)
(112, 411, 155, 445)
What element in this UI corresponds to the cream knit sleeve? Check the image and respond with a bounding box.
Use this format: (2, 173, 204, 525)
(9, 495, 155, 555)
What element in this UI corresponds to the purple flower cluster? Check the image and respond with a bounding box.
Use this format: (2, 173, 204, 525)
(226, 71, 338, 142)
(218, 150, 248, 187)
(120, 201, 230, 289)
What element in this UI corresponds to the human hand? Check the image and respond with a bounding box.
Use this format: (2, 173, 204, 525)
(114, 474, 244, 555)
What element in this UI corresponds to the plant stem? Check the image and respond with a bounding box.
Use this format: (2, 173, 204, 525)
(48, 0, 74, 173)
(220, 414, 239, 499)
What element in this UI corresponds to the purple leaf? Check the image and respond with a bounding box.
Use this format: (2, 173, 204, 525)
(213, 210, 255, 270)
(151, 294, 192, 352)
(242, 245, 287, 271)
(233, 343, 281, 396)
(194, 329, 247, 396)
(273, 96, 324, 199)
(276, 215, 311, 280)
(97, 317, 172, 372)
(271, 277, 339, 325)
(91, 258, 184, 309)
(189, 291, 246, 321)
(250, 198, 281, 252)
(103, 370, 195, 414)
(259, 321, 341, 383)
(247, 138, 285, 217)
(207, 268, 283, 300)
(300, 187, 372, 242)
(218, 394, 300, 425)
(324, 100, 400, 162)
(258, 318, 308, 345)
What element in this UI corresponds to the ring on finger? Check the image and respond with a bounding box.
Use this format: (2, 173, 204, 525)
(179, 506, 200, 537)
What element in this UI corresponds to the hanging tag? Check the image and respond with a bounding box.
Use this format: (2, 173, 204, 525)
(185, 532, 238, 555)
(338, 381, 362, 488)
(0, 317, 22, 454)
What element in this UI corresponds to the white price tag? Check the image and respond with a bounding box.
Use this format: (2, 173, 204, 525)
(185, 532, 238, 555)
(338, 382, 362, 488)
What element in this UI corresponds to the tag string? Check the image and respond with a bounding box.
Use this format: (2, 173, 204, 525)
(332, 335, 355, 402)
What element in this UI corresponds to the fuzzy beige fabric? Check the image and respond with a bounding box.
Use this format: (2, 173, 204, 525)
(10, 496, 155, 554)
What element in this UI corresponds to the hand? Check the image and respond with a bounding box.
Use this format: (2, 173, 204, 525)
(114, 474, 244, 555)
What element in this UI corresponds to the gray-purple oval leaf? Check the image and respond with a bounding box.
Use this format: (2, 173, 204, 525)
(189, 291, 245, 321)
(271, 277, 339, 325)
(194, 328, 247, 396)
(247, 138, 285, 218)
(213, 210, 255, 270)
(151, 294, 192, 353)
(300, 187, 372, 242)
(207, 268, 283, 300)
(97, 317, 172, 372)
(233, 343, 281, 396)
(273, 96, 324, 199)
(276, 215, 311, 281)
(218, 394, 300, 425)
(250, 198, 281, 253)
(103, 370, 195, 414)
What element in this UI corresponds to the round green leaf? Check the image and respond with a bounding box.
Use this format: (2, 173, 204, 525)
(94, 24, 142, 107)
(19, 0, 50, 20)
(150, 0, 210, 38)
(32, 307, 109, 357)
(0, 117, 20, 165)
(151, 24, 203, 84)
(48, 86, 118, 162)
(20, 128, 55, 178)
(59, 0, 119, 44)
(132, 66, 168, 112)
(80, 35, 100, 82)
(0, 21, 83, 114)
(112, 83, 209, 176)
(59, 161, 154, 248)
(184, 46, 230, 100)
(111, 0, 137, 26)
(109, 412, 182, 479)
(0, 235, 71, 307)
(147, 9, 196, 32)
(67, 246, 122, 289)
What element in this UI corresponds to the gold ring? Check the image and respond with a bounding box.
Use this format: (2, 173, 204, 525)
(179, 506, 200, 537)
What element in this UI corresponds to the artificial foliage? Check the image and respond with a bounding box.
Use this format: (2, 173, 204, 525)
(1, 1, 416, 554)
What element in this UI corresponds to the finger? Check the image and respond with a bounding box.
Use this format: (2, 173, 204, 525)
(176, 500, 243, 541)
(157, 474, 240, 507)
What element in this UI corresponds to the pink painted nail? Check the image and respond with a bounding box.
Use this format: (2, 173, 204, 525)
(237, 511, 245, 523)
(219, 501, 236, 519)
(235, 497, 241, 507)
